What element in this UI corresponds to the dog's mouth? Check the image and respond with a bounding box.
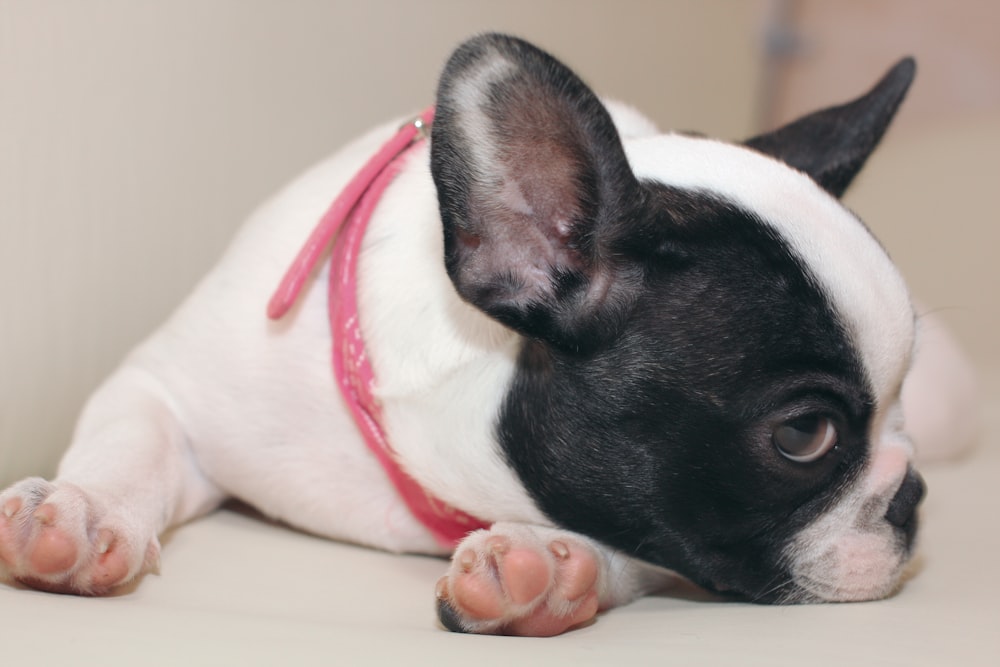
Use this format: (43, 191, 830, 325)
(677, 569, 812, 606)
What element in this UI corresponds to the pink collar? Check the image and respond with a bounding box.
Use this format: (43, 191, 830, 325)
(267, 108, 490, 549)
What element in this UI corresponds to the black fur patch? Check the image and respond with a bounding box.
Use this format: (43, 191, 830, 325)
(497, 187, 875, 601)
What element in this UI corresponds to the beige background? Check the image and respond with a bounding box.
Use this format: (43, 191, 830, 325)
(1, 0, 997, 487)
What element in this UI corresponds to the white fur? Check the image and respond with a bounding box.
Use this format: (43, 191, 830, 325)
(450, 56, 517, 179)
(59, 123, 464, 555)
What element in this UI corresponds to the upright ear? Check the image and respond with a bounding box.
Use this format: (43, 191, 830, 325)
(744, 58, 916, 198)
(431, 34, 646, 352)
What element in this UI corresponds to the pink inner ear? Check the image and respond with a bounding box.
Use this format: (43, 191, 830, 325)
(496, 153, 588, 254)
(433, 34, 641, 344)
(456, 124, 593, 307)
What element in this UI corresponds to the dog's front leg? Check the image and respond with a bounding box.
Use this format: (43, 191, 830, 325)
(0, 365, 223, 594)
(435, 522, 672, 636)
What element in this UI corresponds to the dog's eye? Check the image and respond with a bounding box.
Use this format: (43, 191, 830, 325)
(772, 415, 838, 463)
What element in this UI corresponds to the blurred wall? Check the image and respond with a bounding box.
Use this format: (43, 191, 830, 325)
(761, 0, 1000, 396)
(0, 1, 768, 485)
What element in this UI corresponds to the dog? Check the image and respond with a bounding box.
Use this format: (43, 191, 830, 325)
(0, 33, 958, 636)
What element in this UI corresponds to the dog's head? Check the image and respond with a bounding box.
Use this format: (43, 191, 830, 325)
(430, 34, 924, 604)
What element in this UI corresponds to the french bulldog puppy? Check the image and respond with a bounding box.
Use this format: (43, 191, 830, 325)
(0, 33, 957, 636)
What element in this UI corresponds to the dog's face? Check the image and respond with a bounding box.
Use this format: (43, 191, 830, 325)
(430, 35, 924, 603)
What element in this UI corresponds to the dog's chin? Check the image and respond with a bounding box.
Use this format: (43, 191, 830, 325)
(704, 556, 909, 606)
(783, 530, 914, 604)
(695, 522, 917, 605)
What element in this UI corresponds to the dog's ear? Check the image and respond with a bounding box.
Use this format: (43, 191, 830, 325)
(431, 34, 645, 351)
(744, 58, 915, 198)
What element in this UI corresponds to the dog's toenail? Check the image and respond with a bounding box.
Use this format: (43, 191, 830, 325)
(488, 538, 509, 556)
(549, 541, 570, 560)
(2, 499, 19, 518)
(435, 577, 449, 600)
(96, 529, 114, 554)
(459, 551, 475, 573)
(34, 505, 55, 526)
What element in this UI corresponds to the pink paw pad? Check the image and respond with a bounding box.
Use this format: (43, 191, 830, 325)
(28, 505, 81, 575)
(0, 479, 156, 596)
(436, 528, 602, 636)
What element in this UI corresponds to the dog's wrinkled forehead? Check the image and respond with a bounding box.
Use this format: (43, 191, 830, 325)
(626, 134, 916, 403)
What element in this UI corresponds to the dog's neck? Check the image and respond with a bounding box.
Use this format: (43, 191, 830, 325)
(268, 109, 490, 548)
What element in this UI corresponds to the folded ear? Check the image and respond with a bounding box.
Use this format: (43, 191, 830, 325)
(431, 34, 646, 351)
(744, 58, 916, 198)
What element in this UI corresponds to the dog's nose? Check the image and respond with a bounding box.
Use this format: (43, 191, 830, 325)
(885, 467, 926, 528)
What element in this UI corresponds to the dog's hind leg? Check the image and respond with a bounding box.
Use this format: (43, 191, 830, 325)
(905, 310, 980, 462)
(0, 365, 224, 595)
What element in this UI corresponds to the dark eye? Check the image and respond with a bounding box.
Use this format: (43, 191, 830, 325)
(772, 414, 838, 463)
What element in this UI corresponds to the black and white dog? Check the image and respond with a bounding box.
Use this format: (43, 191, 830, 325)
(0, 34, 967, 636)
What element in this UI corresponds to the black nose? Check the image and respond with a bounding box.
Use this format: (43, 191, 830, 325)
(885, 467, 926, 528)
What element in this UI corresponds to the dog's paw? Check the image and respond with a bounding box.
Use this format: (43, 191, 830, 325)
(435, 523, 604, 636)
(0, 478, 159, 595)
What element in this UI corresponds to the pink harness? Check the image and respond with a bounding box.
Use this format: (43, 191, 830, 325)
(267, 109, 489, 549)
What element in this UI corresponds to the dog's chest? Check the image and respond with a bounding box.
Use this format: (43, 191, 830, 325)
(354, 143, 550, 527)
